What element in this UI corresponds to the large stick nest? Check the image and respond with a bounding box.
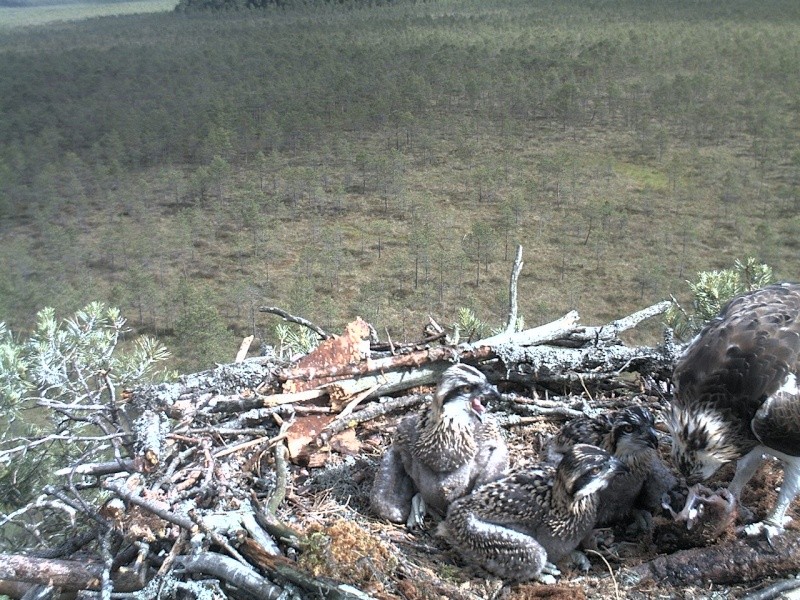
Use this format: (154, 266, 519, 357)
(1, 304, 798, 600)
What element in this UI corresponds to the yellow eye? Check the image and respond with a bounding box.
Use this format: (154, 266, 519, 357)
(461, 384, 474, 394)
(622, 424, 634, 433)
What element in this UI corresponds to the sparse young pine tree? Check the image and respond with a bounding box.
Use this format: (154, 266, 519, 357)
(0, 303, 169, 548)
(172, 281, 233, 372)
(665, 258, 774, 341)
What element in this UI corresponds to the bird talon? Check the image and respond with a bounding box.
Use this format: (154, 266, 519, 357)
(536, 573, 558, 585)
(738, 517, 791, 544)
(541, 562, 562, 577)
(406, 494, 427, 530)
(569, 550, 591, 572)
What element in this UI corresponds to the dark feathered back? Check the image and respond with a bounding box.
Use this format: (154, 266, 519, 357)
(673, 283, 800, 454)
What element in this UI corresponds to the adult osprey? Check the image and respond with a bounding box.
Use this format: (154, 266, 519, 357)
(667, 282, 800, 540)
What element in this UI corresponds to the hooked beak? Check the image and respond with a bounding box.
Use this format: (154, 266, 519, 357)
(470, 397, 485, 422)
(645, 427, 659, 450)
(470, 385, 500, 423)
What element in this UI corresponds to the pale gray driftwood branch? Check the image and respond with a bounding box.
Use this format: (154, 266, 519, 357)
(497, 341, 672, 387)
(563, 300, 672, 344)
(258, 306, 331, 340)
(504, 245, 524, 334)
(178, 553, 285, 600)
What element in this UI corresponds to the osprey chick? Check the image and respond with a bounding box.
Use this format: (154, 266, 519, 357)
(370, 363, 509, 528)
(667, 282, 800, 540)
(440, 444, 626, 583)
(550, 405, 672, 526)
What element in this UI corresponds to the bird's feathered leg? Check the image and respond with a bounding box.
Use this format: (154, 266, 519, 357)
(735, 450, 800, 543)
(742, 455, 800, 543)
(371, 445, 415, 524)
(727, 447, 766, 500)
(407, 493, 427, 529)
(727, 447, 764, 524)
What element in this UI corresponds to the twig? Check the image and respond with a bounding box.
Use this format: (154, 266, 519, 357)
(184, 427, 269, 436)
(385, 327, 396, 355)
(461, 310, 580, 351)
(236, 539, 373, 600)
(577, 372, 595, 402)
(260, 388, 328, 407)
(564, 301, 672, 344)
(42, 486, 109, 530)
(318, 384, 380, 444)
(213, 436, 272, 459)
(585, 549, 620, 600)
(54, 459, 135, 478)
(277, 345, 460, 383)
(258, 306, 330, 340)
(99, 529, 114, 600)
(321, 394, 427, 440)
(0, 433, 130, 459)
(101, 482, 195, 532)
(157, 531, 186, 576)
(250, 492, 303, 549)
(240, 512, 281, 555)
(187, 510, 248, 566)
(741, 577, 800, 600)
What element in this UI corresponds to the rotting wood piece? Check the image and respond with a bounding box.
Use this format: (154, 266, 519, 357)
(627, 531, 800, 587)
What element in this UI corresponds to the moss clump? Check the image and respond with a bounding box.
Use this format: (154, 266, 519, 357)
(297, 518, 398, 591)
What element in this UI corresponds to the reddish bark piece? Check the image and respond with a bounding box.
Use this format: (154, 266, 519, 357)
(285, 414, 335, 466)
(283, 318, 371, 394)
(328, 429, 362, 457)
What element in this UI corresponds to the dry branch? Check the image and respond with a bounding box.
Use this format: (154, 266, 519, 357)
(235, 335, 254, 363)
(498, 337, 673, 387)
(101, 481, 196, 532)
(0, 555, 144, 593)
(258, 306, 331, 340)
(237, 539, 373, 600)
(274, 301, 669, 401)
(504, 244, 524, 334)
(54, 459, 136, 478)
(178, 553, 285, 600)
(627, 531, 800, 587)
(564, 300, 674, 344)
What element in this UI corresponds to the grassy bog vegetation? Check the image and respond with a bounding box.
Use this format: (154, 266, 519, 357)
(1, 0, 799, 371)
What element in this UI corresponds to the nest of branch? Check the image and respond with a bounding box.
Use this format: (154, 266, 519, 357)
(2, 294, 798, 600)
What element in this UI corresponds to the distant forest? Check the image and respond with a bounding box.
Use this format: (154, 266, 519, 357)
(1, 0, 799, 371)
(175, 0, 389, 11)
